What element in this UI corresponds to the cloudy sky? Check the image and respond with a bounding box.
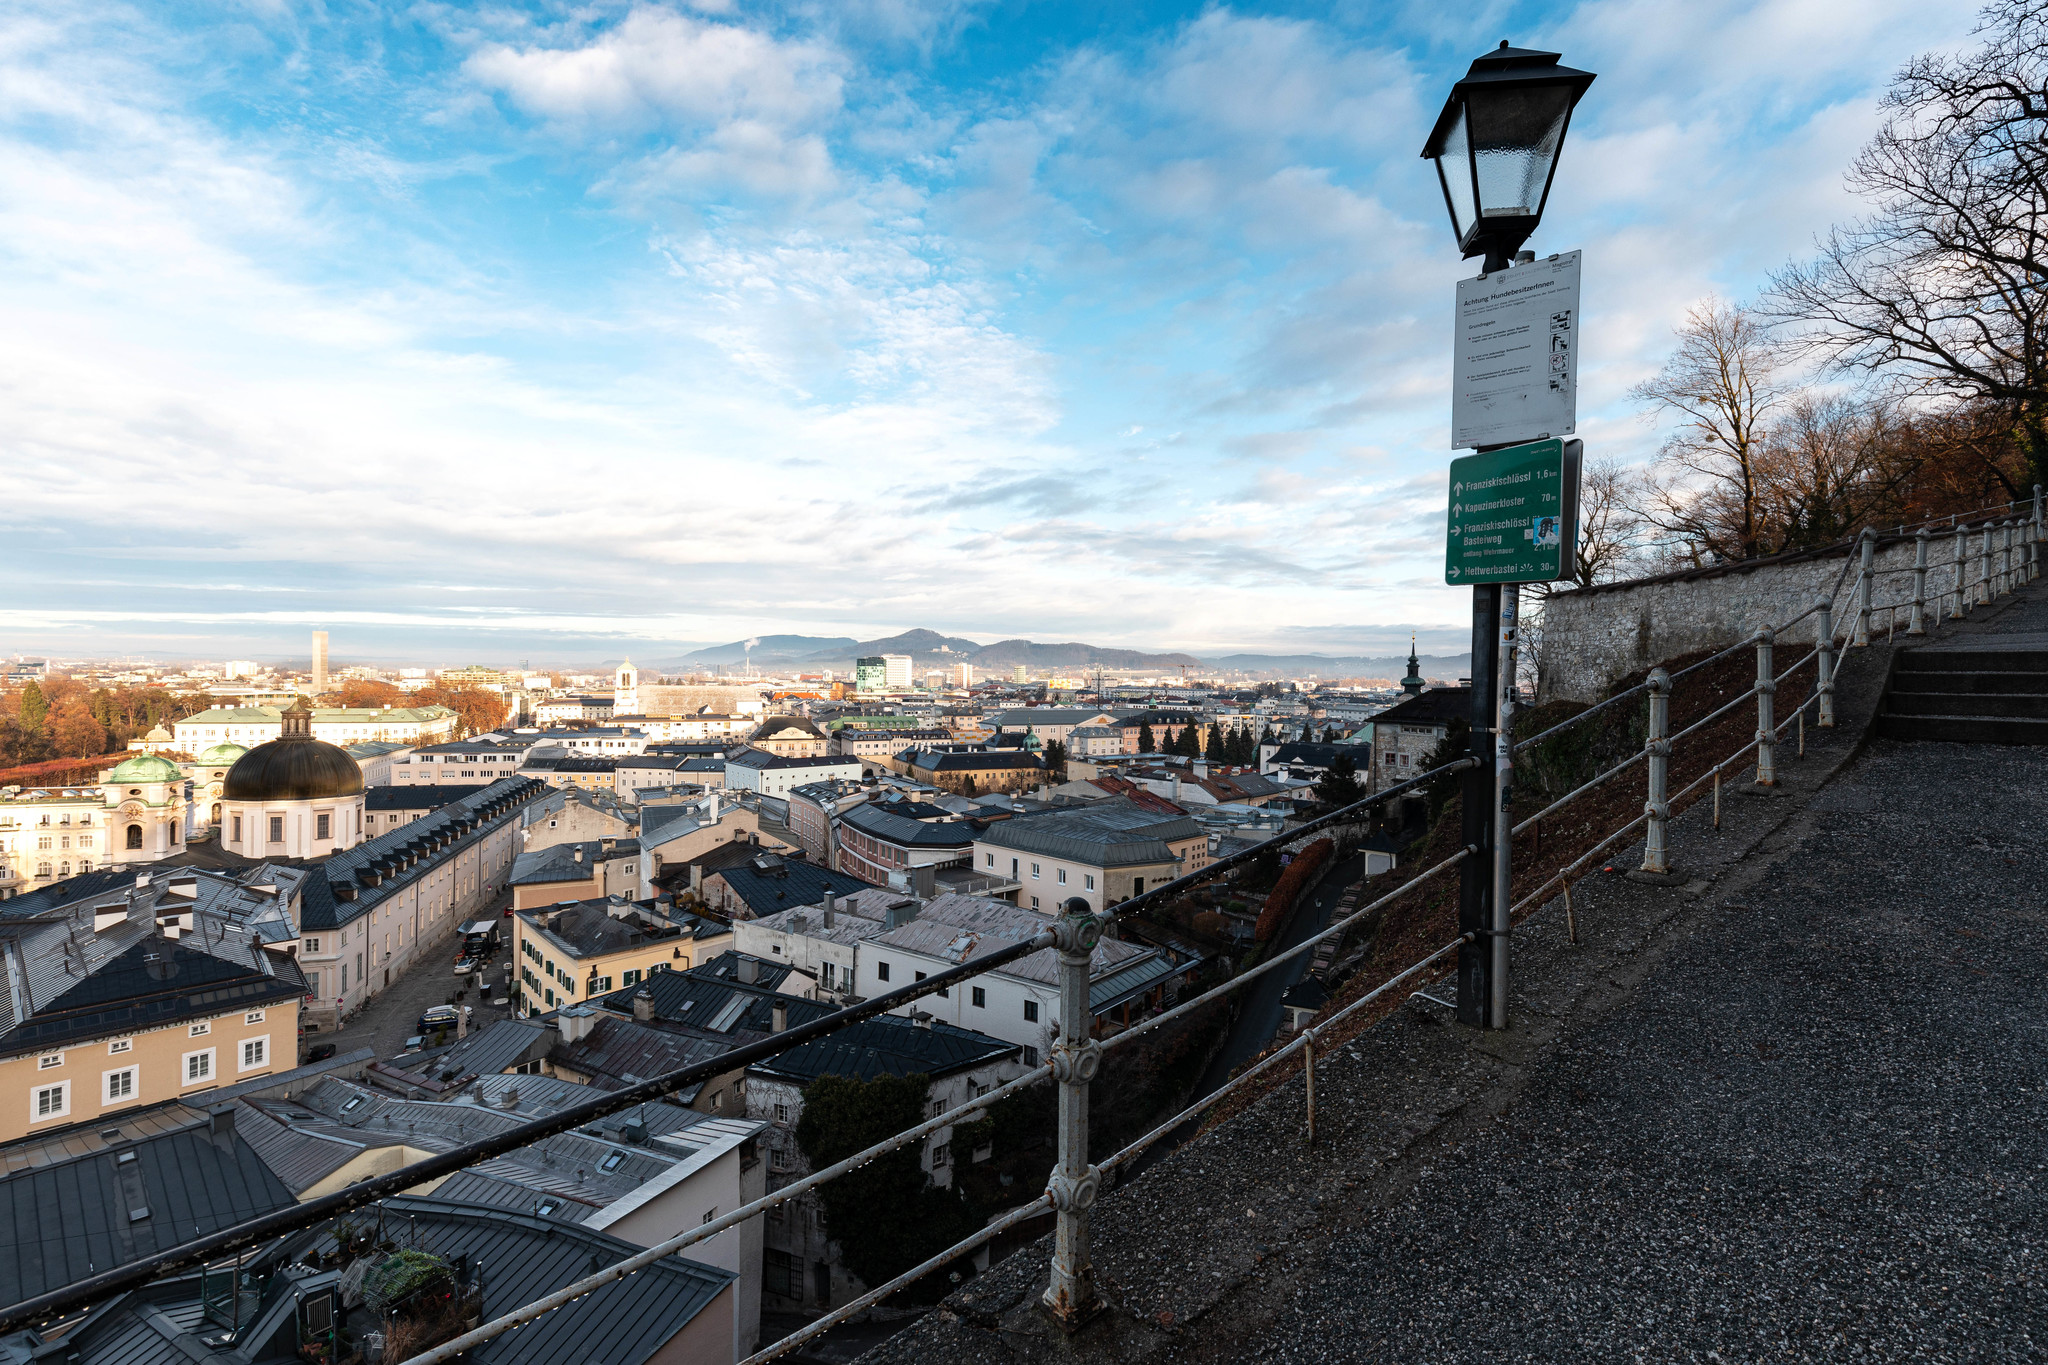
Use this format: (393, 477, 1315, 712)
(0, 0, 1982, 665)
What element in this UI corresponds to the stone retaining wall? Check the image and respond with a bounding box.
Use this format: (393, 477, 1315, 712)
(1537, 525, 2009, 703)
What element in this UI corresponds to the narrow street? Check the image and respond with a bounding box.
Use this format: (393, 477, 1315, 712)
(311, 891, 516, 1064)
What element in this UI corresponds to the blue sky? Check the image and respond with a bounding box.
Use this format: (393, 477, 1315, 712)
(0, 0, 1982, 665)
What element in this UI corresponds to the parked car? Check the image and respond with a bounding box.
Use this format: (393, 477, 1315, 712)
(403, 1036, 425, 1054)
(417, 1004, 460, 1035)
(452, 955, 484, 976)
(302, 1042, 338, 1064)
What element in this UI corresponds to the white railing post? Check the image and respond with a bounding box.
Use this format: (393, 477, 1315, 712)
(2032, 485, 2043, 581)
(1977, 522, 1994, 607)
(2003, 519, 2018, 594)
(1952, 522, 1969, 618)
(1042, 898, 1104, 1330)
(1815, 598, 1836, 728)
(1754, 627, 1777, 788)
(1853, 530, 1876, 646)
(1640, 668, 1672, 874)
(1909, 528, 1929, 636)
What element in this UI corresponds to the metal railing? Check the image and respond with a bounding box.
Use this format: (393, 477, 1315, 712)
(4, 492, 2041, 1364)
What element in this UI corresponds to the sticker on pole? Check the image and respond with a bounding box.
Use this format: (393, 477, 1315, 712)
(1445, 438, 1581, 584)
(1451, 250, 1581, 450)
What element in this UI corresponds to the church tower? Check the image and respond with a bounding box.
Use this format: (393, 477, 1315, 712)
(1401, 636, 1425, 696)
(614, 659, 640, 716)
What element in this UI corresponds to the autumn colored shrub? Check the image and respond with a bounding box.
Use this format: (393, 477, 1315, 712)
(1253, 837, 1333, 942)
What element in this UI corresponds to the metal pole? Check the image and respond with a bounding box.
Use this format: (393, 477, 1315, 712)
(1908, 529, 1928, 636)
(2003, 519, 2017, 594)
(1754, 628, 1777, 788)
(1640, 668, 1672, 874)
(1303, 1033, 1316, 1147)
(1712, 769, 1721, 829)
(1456, 584, 1500, 1029)
(1815, 597, 1836, 728)
(1041, 899, 1103, 1330)
(1952, 522, 1968, 618)
(1489, 586, 1518, 1031)
(1853, 530, 1875, 646)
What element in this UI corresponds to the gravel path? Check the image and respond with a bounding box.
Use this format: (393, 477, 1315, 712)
(1252, 738, 2047, 1364)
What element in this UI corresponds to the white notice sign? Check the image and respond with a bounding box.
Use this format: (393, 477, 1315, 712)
(1450, 249, 1581, 451)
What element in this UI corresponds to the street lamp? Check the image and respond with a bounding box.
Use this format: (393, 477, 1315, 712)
(1421, 41, 1595, 269)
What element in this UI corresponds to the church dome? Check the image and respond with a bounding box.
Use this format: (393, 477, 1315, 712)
(107, 753, 182, 784)
(223, 700, 363, 801)
(200, 742, 250, 766)
(143, 724, 173, 744)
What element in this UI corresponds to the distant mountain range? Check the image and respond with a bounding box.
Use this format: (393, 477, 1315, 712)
(646, 629, 1467, 679)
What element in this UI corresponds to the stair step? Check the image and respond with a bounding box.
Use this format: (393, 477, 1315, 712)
(1891, 671, 2048, 695)
(1875, 714, 2048, 745)
(1885, 692, 2048, 718)
(1897, 648, 2048, 674)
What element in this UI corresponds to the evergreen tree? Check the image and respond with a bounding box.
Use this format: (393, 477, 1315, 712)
(90, 689, 114, 727)
(1177, 724, 1201, 758)
(1233, 725, 1257, 764)
(20, 682, 47, 731)
(1314, 752, 1364, 808)
(1299, 721, 1314, 743)
(1137, 721, 1156, 754)
(1323, 725, 1340, 744)
(1204, 724, 1226, 764)
(1260, 723, 1278, 747)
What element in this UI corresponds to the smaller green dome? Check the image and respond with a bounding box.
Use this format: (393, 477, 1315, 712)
(199, 742, 250, 766)
(107, 753, 183, 784)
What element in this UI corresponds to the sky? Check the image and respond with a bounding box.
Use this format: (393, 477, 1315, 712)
(0, 0, 1985, 666)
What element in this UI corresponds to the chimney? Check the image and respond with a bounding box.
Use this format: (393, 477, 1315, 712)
(208, 1104, 235, 1144)
(559, 1006, 596, 1043)
(912, 864, 935, 898)
(706, 792, 719, 821)
(573, 847, 584, 863)
(822, 889, 835, 929)
(736, 957, 759, 985)
(771, 1001, 788, 1034)
(690, 863, 703, 894)
(1193, 759, 1207, 779)
(632, 989, 654, 1023)
(1171, 773, 1181, 802)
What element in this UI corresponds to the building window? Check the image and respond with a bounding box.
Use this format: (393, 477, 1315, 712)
(240, 1038, 268, 1070)
(985, 853, 994, 866)
(775, 1103, 790, 1124)
(971, 986, 986, 1008)
(1030, 863, 1040, 879)
(622, 969, 641, 987)
(1084, 874, 1095, 890)
(1030, 896, 1039, 909)
(303, 938, 321, 954)
(876, 962, 890, 982)
(108, 1038, 132, 1055)
(316, 813, 331, 839)
(189, 1022, 210, 1037)
(592, 975, 612, 993)
(232, 815, 242, 842)
(125, 825, 142, 850)
(1023, 1000, 1039, 1023)
(1057, 869, 1067, 884)
(32, 1083, 68, 1122)
(245, 1010, 265, 1025)
(930, 1142, 950, 1167)
(183, 1050, 214, 1085)
(105, 1068, 136, 1102)
(267, 816, 284, 843)
(37, 1053, 62, 1070)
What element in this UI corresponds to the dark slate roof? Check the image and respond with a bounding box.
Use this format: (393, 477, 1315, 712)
(549, 1014, 731, 1096)
(518, 897, 717, 960)
(508, 840, 641, 888)
(521, 754, 619, 773)
(839, 800, 978, 849)
(364, 784, 488, 812)
(0, 1104, 297, 1305)
(593, 958, 836, 1040)
(725, 750, 859, 771)
(1367, 686, 1472, 726)
(748, 1012, 1017, 1084)
(304, 777, 556, 931)
(0, 867, 137, 923)
(392, 1017, 548, 1079)
(709, 857, 869, 917)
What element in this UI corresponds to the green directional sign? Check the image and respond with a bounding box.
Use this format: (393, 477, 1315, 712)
(1445, 438, 1579, 585)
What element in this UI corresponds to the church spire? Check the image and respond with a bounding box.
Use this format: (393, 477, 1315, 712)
(1401, 635, 1424, 696)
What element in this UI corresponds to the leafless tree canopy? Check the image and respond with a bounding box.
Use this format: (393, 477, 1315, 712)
(1768, 0, 2048, 485)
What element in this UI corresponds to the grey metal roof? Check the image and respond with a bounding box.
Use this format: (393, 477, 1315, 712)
(866, 895, 1155, 988)
(0, 1104, 297, 1305)
(392, 1018, 547, 1080)
(709, 859, 868, 917)
(550, 1014, 730, 1098)
(509, 839, 639, 887)
(1088, 952, 1188, 1014)
(364, 784, 488, 811)
(839, 800, 978, 848)
(972, 797, 1203, 868)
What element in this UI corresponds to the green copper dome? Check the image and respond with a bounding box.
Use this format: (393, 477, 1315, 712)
(107, 753, 183, 784)
(199, 742, 250, 766)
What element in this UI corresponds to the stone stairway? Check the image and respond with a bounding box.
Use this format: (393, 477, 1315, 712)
(1877, 635, 2048, 744)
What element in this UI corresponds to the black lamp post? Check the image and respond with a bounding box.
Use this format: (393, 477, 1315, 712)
(1424, 40, 1594, 1031)
(1421, 42, 1595, 271)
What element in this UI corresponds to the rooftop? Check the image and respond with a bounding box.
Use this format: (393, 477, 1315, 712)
(973, 797, 1203, 867)
(710, 854, 870, 916)
(748, 1011, 1018, 1085)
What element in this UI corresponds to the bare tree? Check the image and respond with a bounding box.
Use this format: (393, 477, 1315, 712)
(1768, 0, 2048, 489)
(1753, 393, 1914, 548)
(1632, 297, 1784, 561)
(1569, 455, 1650, 586)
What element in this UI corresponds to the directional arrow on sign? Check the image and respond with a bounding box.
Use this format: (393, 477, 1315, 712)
(1448, 566, 1462, 578)
(1453, 482, 1463, 495)
(1453, 503, 1462, 516)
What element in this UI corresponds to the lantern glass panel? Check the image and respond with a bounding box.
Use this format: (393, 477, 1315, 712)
(1467, 84, 1574, 219)
(1435, 103, 1476, 240)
